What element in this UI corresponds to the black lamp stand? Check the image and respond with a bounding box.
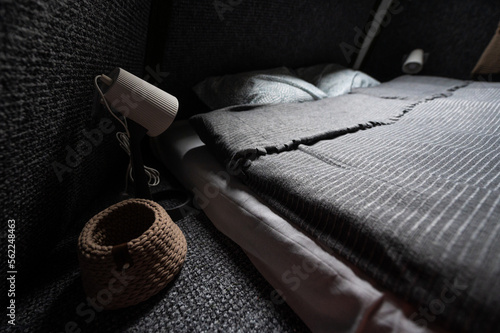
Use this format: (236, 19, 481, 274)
(127, 119, 152, 200)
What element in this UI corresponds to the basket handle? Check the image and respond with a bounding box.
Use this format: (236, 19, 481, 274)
(112, 243, 134, 270)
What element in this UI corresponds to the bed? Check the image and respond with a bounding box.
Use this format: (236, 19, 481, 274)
(152, 73, 500, 333)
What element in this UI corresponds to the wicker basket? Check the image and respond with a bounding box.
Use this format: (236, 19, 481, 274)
(78, 198, 187, 310)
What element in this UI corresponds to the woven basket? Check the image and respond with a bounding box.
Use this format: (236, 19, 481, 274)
(78, 198, 187, 310)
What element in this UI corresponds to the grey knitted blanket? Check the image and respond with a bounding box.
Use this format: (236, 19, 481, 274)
(191, 76, 500, 333)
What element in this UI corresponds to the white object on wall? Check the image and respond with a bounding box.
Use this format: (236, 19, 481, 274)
(402, 49, 424, 74)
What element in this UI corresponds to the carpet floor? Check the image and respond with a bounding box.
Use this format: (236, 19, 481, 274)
(8, 204, 309, 332)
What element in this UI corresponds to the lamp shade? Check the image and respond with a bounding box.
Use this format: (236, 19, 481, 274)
(103, 68, 178, 137)
(402, 49, 424, 74)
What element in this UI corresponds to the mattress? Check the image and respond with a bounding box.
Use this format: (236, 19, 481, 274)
(151, 120, 439, 333)
(190, 75, 500, 333)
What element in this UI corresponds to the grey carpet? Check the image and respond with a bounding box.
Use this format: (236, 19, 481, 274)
(7, 208, 308, 333)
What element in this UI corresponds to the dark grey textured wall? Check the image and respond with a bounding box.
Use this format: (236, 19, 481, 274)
(158, 0, 377, 118)
(0, 0, 152, 281)
(361, 0, 500, 81)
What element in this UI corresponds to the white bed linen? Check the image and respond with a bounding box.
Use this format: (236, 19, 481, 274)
(151, 120, 443, 333)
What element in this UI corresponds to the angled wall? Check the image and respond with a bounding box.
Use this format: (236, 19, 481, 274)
(0, 0, 152, 281)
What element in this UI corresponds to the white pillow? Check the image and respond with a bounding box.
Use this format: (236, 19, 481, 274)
(193, 67, 327, 110)
(295, 63, 380, 97)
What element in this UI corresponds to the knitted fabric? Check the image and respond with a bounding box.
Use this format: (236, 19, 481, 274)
(78, 199, 187, 310)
